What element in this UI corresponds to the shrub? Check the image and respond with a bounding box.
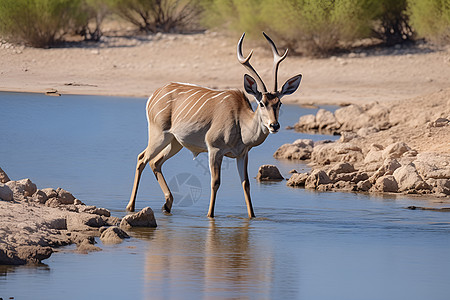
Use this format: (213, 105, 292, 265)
(0, 0, 86, 47)
(408, 0, 450, 45)
(201, 0, 378, 56)
(79, 0, 111, 41)
(372, 0, 414, 46)
(106, 0, 202, 33)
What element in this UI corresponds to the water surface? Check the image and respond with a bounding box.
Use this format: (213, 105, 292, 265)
(0, 92, 449, 300)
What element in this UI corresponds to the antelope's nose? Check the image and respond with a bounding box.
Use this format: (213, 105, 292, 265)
(270, 122, 280, 132)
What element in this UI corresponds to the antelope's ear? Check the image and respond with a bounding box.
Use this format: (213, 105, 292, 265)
(244, 74, 262, 101)
(280, 74, 302, 98)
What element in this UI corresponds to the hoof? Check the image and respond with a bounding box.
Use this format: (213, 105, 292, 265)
(162, 204, 172, 215)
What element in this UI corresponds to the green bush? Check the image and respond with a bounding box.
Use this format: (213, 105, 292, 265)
(408, 0, 450, 44)
(201, 0, 378, 56)
(0, 0, 86, 47)
(106, 0, 202, 33)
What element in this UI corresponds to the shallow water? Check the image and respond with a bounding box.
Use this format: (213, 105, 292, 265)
(1, 92, 449, 300)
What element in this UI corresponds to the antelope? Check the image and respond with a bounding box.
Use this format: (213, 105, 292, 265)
(127, 32, 302, 218)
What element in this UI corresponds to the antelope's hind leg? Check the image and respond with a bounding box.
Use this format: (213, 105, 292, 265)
(149, 139, 183, 214)
(127, 132, 175, 212)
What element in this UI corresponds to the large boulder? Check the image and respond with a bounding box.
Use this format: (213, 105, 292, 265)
(393, 164, 430, 193)
(256, 165, 284, 181)
(0, 183, 13, 201)
(120, 207, 157, 228)
(6, 178, 37, 199)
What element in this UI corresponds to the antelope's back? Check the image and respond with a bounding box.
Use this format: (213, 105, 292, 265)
(146, 82, 250, 129)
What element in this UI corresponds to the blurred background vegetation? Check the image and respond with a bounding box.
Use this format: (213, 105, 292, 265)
(0, 0, 448, 54)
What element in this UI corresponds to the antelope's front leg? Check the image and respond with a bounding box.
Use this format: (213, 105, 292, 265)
(237, 153, 255, 218)
(207, 149, 223, 218)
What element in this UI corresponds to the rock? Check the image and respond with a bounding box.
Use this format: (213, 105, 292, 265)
(316, 108, 339, 129)
(0, 183, 14, 201)
(286, 173, 309, 187)
(369, 158, 401, 183)
(327, 162, 356, 178)
(32, 189, 48, 204)
(41, 188, 58, 199)
(305, 170, 331, 189)
(371, 175, 398, 193)
(427, 117, 449, 127)
(382, 142, 412, 159)
(100, 226, 130, 244)
(413, 153, 450, 180)
(426, 178, 450, 196)
(56, 187, 76, 204)
(334, 104, 364, 130)
(17, 245, 53, 264)
(273, 139, 314, 160)
(66, 213, 108, 231)
(295, 114, 317, 131)
(76, 238, 102, 253)
(45, 198, 62, 207)
(289, 169, 298, 174)
(0, 167, 10, 183)
(339, 131, 358, 143)
(393, 164, 430, 192)
(311, 142, 363, 165)
(120, 207, 157, 228)
(333, 181, 357, 192)
(256, 165, 284, 181)
(6, 178, 37, 198)
(43, 218, 67, 230)
(364, 149, 383, 165)
(79, 206, 111, 217)
(333, 103, 391, 132)
(357, 180, 372, 191)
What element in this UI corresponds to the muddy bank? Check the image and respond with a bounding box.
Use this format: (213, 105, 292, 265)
(0, 168, 156, 265)
(276, 89, 450, 198)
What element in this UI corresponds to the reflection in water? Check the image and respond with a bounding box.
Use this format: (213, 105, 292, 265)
(143, 219, 298, 299)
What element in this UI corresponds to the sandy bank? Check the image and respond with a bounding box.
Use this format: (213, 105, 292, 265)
(1, 32, 449, 106)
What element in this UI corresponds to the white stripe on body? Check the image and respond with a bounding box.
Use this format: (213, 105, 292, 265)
(147, 88, 178, 114)
(152, 99, 175, 122)
(178, 91, 213, 122)
(186, 91, 228, 122)
(173, 90, 202, 122)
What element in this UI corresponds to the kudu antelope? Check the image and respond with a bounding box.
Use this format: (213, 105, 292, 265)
(127, 32, 302, 218)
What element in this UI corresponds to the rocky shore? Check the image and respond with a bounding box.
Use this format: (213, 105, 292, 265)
(0, 168, 157, 265)
(276, 89, 450, 197)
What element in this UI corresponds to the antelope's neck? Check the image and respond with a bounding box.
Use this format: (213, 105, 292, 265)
(241, 105, 269, 148)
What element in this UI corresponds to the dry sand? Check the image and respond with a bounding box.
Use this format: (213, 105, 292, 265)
(1, 31, 449, 105)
